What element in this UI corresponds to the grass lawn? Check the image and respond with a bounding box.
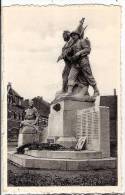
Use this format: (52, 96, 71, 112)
(8, 161, 117, 186)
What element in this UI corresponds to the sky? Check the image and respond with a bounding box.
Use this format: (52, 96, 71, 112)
(3, 5, 120, 102)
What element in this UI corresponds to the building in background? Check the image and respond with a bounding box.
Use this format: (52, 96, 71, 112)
(7, 83, 25, 146)
(7, 82, 24, 120)
(100, 91, 117, 157)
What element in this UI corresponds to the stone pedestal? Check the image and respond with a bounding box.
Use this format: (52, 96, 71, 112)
(18, 132, 38, 147)
(25, 150, 102, 160)
(47, 98, 94, 147)
(39, 127, 48, 143)
(18, 126, 39, 147)
(8, 151, 116, 171)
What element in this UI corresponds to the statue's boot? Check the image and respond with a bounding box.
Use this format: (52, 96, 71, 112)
(73, 86, 95, 102)
(93, 85, 100, 97)
(74, 86, 89, 98)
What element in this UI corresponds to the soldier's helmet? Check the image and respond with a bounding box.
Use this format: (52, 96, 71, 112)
(70, 31, 81, 38)
(63, 30, 70, 41)
(63, 30, 70, 35)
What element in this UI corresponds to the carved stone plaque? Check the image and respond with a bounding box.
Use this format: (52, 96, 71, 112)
(76, 107, 100, 150)
(76, 106, 110, 157)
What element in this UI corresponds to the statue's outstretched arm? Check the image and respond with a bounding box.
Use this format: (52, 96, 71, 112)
(71, 39, 91, 62)
(77, 47, 91, 57)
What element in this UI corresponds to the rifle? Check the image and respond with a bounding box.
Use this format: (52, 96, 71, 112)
(80, 25, 88, 39)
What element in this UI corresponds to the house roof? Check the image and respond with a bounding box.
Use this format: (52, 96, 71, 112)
(7, 83, 23, 99)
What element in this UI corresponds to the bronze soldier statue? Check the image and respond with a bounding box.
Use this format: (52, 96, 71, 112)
(57, 18, 87, 93)
(57, 30, 72, 92)
(67, 31, 100, 97)
(57, 18, 99, 98)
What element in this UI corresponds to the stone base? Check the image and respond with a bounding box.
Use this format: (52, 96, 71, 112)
(18, 133, 38, 147)
(53, 94, 96, 104)
(25, 150, 102, 160)
(8, 151, 116, 171)
(56, 137, 77, 148)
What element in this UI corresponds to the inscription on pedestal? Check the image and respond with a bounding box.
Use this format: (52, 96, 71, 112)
(76, 107, 100, 150)
(76, 106, 110, 157)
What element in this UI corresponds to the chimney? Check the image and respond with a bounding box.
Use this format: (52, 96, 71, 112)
(7, 82, 12, 92)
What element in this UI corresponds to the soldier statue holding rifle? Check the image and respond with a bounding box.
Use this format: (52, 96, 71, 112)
(56, 18, 99, 100)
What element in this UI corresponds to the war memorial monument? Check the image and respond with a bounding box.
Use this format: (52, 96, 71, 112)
(8, 18, 116, 184)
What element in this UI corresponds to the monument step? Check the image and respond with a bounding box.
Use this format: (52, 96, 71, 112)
(25, 149, 102, 160)
(8, 151, 116, 171)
